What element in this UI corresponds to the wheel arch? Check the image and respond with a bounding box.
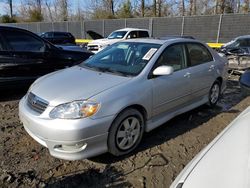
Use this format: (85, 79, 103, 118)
(108, 104, 148, 132)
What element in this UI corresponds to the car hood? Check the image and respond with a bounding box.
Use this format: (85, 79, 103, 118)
(86, 30, 103, 39)
(30, 66, 131, 106)
(88, 38, 121, 46)
(181, 107, 250, 188)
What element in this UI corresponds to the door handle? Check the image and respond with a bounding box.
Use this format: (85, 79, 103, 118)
(209, 65, 215, 71)
(184, 72, 191, 78)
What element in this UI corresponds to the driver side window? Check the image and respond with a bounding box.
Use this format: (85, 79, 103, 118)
(155, 44, 186, 71)
(1, 29, 45, 52)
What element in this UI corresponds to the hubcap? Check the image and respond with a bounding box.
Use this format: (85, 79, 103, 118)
(210, 84, 220, 104)
(116, 117, 141, 150)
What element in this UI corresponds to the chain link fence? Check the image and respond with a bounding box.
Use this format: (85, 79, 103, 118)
(3, 14, 250, 43)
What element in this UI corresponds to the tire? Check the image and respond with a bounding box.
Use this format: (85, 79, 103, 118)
(108, 108, 144, 156)
(208, 81, 221, 106)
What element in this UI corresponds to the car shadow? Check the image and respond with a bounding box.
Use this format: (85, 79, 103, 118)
(0, 87, 29, 102)
(90, 78, 244, 164)
(45, 165, 132, 188)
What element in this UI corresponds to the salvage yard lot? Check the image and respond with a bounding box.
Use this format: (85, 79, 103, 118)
(0, 75, 249, 188)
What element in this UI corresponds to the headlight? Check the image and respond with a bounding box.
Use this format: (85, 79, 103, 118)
(49, 100, 100, 119)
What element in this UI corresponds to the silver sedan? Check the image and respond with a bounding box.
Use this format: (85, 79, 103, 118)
(19, 38, 228, 160)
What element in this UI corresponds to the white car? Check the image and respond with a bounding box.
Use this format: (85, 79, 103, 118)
(87, 28, 150, 53)
(170, 106, 250, 188)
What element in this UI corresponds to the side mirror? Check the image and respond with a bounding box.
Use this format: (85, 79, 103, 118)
(153, 65, 174, 76)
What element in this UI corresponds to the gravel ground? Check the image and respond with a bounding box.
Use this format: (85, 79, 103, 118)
(0, 75, 249, 188)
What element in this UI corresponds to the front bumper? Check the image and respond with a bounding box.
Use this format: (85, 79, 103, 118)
(19, 96, 114, 160)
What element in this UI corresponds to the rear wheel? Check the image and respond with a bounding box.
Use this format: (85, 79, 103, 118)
(108, 109, 144, 156)
(208, 81, 221, 106)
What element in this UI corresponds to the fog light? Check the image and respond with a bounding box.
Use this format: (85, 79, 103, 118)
(54, 143, 87, 153)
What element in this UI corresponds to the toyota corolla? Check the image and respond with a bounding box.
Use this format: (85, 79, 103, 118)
(19, 38, 228, 160)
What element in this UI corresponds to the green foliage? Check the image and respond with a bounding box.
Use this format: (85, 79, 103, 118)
(117, 0, 133, 18)
(1, 15, 17, 23)
(91, 9, 116, 19)
(28, 9, 43, 22)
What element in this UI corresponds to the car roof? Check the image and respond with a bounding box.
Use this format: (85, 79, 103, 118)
(235, 35, 250, 40)
(115, 28, 149, 32)
(119, 38, 199, 45)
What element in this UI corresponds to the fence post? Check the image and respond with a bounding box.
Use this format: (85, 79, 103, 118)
(216, 14, 223, 43)
(66, 21, 69, 32)
(124, 18, 127, 28)
(37, 23, 40, 33)
(181, 16, 185, 36)
(102, 19, 105, 37)
(81, 20, 85, 39)
(149, 18, 153, 37)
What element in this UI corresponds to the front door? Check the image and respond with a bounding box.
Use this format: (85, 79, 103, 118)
(151, 44, 192, 116)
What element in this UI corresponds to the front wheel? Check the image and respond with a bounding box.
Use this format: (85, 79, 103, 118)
(208, 81, 221, 106)
(108, 109, 144, 156)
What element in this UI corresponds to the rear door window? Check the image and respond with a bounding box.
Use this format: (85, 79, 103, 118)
(1, 29, 45, 52)
(187, 43, 213, 66)
(127, 31, 138, 39)
(138, 31, 149, 38)
(54, 32, 69, 38)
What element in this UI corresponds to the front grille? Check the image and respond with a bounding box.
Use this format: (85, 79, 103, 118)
(87, 45, 99, 51)
(27, 92, 49, 114)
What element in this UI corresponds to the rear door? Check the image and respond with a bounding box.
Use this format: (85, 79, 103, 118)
(185, 43, 216, 100)
(151, 43, 192, 116)
(0, 28, 51, 80)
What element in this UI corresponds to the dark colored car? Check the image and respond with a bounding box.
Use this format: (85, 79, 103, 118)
(220, 35, 250, 55)
(219, 36, 250, 71)
(0, 26, 93, 88)
(240, 70, 250, 96)
(40, 31, 76, 45)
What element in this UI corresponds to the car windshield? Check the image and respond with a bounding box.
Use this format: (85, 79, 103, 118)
(108, 31, 127, 39)
(80, 42, 161, 76)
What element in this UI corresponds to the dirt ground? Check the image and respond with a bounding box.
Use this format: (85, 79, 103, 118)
(0, 75, 250, 188)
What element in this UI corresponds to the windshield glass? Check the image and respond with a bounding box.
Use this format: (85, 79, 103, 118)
(80, 42, 161, 76)
(108, 31, 127, 39)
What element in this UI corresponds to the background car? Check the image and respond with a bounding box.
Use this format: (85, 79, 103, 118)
(87, 28, 150, 53)
(170, 106, 250, 188)
(0, 26, 93, 88)
(219, 35, 250, 71)
(19, 38, 228, 160)
(40, 31, 76, 45)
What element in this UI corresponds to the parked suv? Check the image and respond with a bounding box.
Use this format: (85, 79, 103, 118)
(40, 31, 76, 45)
(19, 38, 228, 160)
(0, 26, 93, 88)
(87, 28, 150, 53)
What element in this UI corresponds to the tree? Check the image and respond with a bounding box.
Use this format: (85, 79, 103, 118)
(242, 0, 249, 13)
(28, 8, 43, 22)
(180, 0, 185, 16)
(7, 0, 13, 18)
(141, 0, 145, 17)
(117, 0, 133, 18)
(1, 14, 17, 23)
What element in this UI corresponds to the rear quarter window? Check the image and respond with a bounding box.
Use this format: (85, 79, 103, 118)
(138, 31, 149, 38)
(187, 43, 213, 66)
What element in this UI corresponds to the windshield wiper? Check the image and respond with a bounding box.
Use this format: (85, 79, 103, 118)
(82, 64, 132, 77)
